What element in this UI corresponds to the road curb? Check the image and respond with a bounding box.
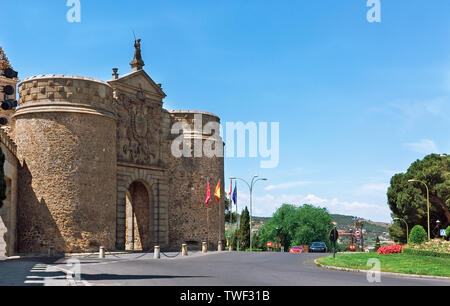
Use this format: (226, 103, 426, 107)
(314, 259, 450, 281)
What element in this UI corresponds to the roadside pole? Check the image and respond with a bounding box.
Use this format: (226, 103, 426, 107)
(329, 226, 339, 259)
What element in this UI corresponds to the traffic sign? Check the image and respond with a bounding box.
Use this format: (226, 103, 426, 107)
(267, 242, 272, 248)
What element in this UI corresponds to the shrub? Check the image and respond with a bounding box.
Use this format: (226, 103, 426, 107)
(408, 238, 450, 253)
(375, 236, 381, 251)
(377, 245, 404, 255)
(446, 227, 450, 239)
(409, 225, 427, 244)
(402, 247, 450, 258)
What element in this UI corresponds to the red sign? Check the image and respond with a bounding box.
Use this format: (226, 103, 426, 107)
(267, 242, 272, 248)
(350, 244, 356, 251)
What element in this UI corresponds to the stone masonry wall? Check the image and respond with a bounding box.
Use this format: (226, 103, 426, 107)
(15, 76, 117, 254)
(167, 111, 225, 250)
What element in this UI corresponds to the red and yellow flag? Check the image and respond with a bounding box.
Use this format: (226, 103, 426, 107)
(214, 180, 221, 202)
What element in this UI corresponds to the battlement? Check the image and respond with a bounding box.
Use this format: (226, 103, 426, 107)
(17, 75, 115, 120)
(0, 128, 17, 157)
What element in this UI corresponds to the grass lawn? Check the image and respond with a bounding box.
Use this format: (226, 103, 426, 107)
(317, 253, 450, 277)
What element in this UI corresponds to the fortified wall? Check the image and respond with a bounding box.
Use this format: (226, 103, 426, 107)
(0, 41, 225, 255)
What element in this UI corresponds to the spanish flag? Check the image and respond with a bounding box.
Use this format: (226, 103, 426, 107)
(214, 180, 221, 202)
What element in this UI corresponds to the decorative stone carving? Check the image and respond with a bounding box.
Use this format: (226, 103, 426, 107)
(115, 89, 161, 165)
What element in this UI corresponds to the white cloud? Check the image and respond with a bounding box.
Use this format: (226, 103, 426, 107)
(403, 139, 440, 154)
(234, 192, 392, 222)
(354, 183, 389, 197)
(264, 181, 311, 191)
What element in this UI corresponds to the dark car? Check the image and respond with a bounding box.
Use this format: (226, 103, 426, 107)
(309, 242, 328, 253)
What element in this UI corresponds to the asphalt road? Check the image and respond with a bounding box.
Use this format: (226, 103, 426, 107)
(1, 252, 449, 286)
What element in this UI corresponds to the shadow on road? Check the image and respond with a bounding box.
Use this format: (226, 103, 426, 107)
(0, 257, 67, 286)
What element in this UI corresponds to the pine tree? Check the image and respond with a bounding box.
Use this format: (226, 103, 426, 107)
(239, 207, 250, 250)
(375, 236, 381, 251)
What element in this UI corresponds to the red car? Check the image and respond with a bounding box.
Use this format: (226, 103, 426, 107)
(289, 246, 305, 253)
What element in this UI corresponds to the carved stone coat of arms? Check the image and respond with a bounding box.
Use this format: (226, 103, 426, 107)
(114, 89, 161, 165)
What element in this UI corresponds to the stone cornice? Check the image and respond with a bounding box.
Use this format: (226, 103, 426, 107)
(13, 101, 117, 121)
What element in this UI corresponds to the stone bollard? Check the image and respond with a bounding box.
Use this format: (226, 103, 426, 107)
(154, 246, 161, 259)
(218, 241, 223, 252)
(182, 244, 188, 256)
(99, 246, 105, 259)
(202, 242, 208, 254)
(229, 245, 233, 252)
(48, 246, 54, 258)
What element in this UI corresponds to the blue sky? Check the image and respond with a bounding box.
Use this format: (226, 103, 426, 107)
(1, 0, 449, 222)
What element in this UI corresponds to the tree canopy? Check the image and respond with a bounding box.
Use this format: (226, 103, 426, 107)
(388, 154, 449, 242)
(258, 204, 333, 249)
(224, 197, 238, 224)
(238, 207, 250, 250)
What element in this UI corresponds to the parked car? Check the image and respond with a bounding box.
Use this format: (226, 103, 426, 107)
(309, 242, 328, 253)
(289, 246, 305, 253)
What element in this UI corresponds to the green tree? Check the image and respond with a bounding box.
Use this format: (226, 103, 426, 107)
(389, 222, 407, 244)
(375, 236, 381, 251)
(231, 228, 239, 250)
(0, 144, 6, 208)
(409, 225, 427, 244)
(258, 204, 333, 250)
(239, 207, 250, 250)
(224, 198, 238, 225)
(387, 154, 450, 241)
(251, 233, 260, 250)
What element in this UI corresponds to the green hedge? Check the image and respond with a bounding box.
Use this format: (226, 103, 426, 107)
(402, 247, 450, 258)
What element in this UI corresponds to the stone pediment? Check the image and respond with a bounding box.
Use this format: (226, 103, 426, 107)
(108, 69, 166, 100)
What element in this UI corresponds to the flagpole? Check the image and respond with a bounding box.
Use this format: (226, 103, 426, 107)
(236, 183, 239, 252)
(218, 195, 221, 244)
(206, 178, 210, 247)
(218, 180, 221, 244)
(207, 205, 209, 247)
(236, 199, 239, 252)
(229, 180, 232, 246)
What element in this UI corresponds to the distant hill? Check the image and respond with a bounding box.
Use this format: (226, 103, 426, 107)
(331, 214, 391, 244)
(249, 214, 391, 247)
(331, 214, 390, 234)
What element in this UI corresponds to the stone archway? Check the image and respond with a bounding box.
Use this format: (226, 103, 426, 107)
(125, 181, 151, 251)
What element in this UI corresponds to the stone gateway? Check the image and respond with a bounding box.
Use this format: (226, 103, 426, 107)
(0, 41, 225, 256)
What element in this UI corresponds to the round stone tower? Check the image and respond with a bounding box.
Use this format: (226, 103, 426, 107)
(167, 110, 225, 250)
(15, 75, 117, 254)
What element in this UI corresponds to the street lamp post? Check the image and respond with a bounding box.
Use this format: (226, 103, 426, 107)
(394, 217, 409, 243)
(435, 220, 441, 238)
(408, 179, 431, 241)
(230, 175, 268, 252)
(276, 227, 281, 252)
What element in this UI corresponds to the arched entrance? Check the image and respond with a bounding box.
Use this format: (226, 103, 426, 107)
(125, 181, 151, 251)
